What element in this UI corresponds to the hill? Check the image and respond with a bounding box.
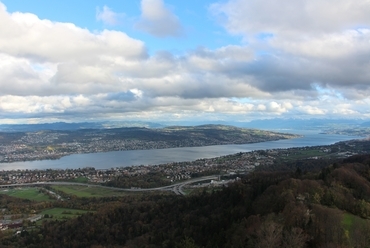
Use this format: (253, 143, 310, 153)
(0, 121, 164, 132)
(0, 125, 299, 163)
(4, 154, 370, 247)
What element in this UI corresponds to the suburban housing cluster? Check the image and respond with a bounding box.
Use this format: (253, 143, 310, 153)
(0, 140, 364, 186)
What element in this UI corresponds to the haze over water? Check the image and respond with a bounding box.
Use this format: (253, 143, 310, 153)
(0, 130, 360, 170)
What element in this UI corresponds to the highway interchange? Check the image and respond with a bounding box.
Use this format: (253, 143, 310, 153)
(0, 175, 219, 196)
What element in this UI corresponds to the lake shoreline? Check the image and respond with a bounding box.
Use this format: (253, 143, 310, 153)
(0, 131, 360, 171)
(0, 135, 302, 164)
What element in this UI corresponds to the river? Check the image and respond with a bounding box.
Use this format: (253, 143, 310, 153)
(0, 130, 361, 170)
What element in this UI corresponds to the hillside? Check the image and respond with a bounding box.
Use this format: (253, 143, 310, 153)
(3, 154, 370, 247)
(0, 125, 298, 163)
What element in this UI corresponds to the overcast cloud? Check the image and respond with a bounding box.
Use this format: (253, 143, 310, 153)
(0, 0, 370, 123)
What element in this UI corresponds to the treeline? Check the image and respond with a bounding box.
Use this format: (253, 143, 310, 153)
(104, 172, 172, 188)
(0, 194, 54, 215)
(3, 155, 370, 247)
(256, 157, 337, 173)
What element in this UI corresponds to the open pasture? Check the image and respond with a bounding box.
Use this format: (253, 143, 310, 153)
(0, 187, 53, 202)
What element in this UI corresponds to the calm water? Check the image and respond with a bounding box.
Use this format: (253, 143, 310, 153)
(0, 130, 361, 170)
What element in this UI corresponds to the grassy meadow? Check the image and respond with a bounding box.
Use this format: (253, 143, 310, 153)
(0, 187, 53, 202)
(51, 185, 131, 198)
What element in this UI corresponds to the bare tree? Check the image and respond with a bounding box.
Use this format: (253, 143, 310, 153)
(255, 221, 283, 248)
(282, 227, 308, 248)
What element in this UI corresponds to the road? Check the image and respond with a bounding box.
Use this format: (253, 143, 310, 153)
(0, 175, 218, 196)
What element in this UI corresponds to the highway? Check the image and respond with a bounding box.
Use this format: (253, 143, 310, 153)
(0, 175, 218, 196)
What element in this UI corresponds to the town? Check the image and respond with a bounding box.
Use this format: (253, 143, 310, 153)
(0, 138, 368, 186)
(0, 125, 299, 163)
(0, 138, 368, 238)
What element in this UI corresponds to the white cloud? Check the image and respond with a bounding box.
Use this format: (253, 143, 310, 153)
(256, 104, 266, 111)
(275, 29, 370, 59)
(0, 5, 147, 96)
(0, 8, 147, 63)
(135, 0, 184, 37)
(0, 1, 370, 122)
(267, 102, 290, 114)
(211, 0, 370, 37)
(297, 105, 326, 115)
(96, 5, 123, 26)
(210, 0, 370, 98)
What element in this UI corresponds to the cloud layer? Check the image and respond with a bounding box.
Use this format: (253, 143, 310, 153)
(0, 1, 370, 123)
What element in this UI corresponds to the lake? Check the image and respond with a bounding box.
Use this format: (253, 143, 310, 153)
(0, 130, 361, 170)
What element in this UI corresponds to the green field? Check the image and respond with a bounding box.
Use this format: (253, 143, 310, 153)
(69, 176, 89, 183)
(39, 208, 93, 222)
(342, 213, 355, 231)
(0, 188, 54, 202)
(51, 185, 131, 198)
(341, 212, 370, 243)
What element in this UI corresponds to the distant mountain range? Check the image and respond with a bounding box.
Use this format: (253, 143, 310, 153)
(0, 121, 164, 132)
(360, 121, 370, 127)
(0, 118, 369, 132)
(237, 118, 367, 130)
(163, 118, 368, 130)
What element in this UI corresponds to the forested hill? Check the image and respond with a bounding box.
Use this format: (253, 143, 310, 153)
(7, 154, 370, 247)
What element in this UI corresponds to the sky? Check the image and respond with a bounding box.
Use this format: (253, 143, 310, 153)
(0, 0, 370, 124)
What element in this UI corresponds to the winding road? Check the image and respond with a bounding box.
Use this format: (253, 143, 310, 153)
(0, 175, 218, 196)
